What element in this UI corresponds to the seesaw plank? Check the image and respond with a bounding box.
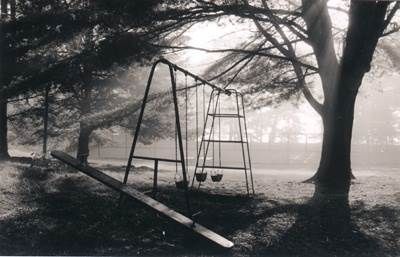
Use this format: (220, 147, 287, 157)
(51, 151, 234, 249)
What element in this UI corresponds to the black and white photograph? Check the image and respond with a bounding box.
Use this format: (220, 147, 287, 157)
(0, 0, 400, 256)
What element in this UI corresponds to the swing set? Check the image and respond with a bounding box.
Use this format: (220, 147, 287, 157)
(126, 58, 254, 196)
(51, 58, 254, 249)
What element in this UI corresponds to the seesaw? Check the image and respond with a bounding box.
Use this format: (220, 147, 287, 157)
(51, 151, 234, 249)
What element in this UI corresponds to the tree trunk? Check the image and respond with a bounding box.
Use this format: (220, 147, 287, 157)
(313, 83, 358, 200)
(0, 93, 9, 160)
(76, 82, 93, 164)
(0, 0, 9, 160)
(9, 0, 14, 20)
(0, 0, 7, 18)
(77, 122, 92, 164)
(42, 86, 50, 158)
(306, 1, 389, 201)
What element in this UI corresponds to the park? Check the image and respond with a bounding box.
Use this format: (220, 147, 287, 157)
(0, 0, 400, 256)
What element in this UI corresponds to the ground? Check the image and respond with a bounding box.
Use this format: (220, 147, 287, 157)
(0, 159, 399, 256)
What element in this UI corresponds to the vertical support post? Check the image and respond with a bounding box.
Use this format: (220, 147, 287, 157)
(185, 75, 189, 178)
(196, 82, 199, 161)
(218, 97, 221, 167)
(153, 159, 158, 196)
(235, 92, 249, 195)
(169, 65, 192, 216)
(123, 60, 160, 184)
(241, 94, 255, 195)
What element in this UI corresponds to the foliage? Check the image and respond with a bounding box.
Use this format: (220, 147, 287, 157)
(2, 0, 189, 151)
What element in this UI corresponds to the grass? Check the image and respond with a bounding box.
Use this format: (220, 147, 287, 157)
(0, 160, 399, 256)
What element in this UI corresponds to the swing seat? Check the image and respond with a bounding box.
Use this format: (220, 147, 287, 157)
(195, 172, 207, 182)
(211, 174, 223, 182)
(175, 180, 189, 189)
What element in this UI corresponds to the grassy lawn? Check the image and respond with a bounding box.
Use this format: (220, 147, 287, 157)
(0, 160, 399, 256)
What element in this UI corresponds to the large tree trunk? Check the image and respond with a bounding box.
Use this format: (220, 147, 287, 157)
(306, 1, 389, 201)
(0, 93, 9, 160)
(313, 81, 358, 200)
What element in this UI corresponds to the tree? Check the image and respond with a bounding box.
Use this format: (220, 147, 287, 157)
(156, 0, 399, 202)
(0, 0, 16, 159)
(1, 0, 184, 161)
(299, 1, 393, 198)
(0, 94, 8, 159)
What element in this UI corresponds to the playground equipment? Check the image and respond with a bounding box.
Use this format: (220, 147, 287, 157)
(124, 58, 254, 201)
(191, 88, 255, 195)
(51, 58, 255, 249)
(51, 151, 233, 249)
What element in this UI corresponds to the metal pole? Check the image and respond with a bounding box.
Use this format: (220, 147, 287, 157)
(219, 96, 221, 167)
(235, 92, 249, 195)
(185, 75, 188, 176)
(169, 65, 192, 216)
(241, 94, 255, 195)
(158, 58, 230, 95)
(123, 60, 161, 184)
(196, 82, 199, 160)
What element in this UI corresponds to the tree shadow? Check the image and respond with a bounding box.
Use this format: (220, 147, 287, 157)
(0, 166, 259, 255)
(0, 164, 398, 256)
(248, 198, 399, 257)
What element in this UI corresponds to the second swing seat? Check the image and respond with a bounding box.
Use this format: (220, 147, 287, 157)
(195, 172, 207, 182)
(211, 173, 223, 182)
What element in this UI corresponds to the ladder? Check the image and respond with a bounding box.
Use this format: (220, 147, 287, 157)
(192, 89, 255, 195)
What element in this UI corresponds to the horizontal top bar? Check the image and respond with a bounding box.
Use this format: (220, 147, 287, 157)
(159, 58, 232, 95)
(133, 155, 182, 163)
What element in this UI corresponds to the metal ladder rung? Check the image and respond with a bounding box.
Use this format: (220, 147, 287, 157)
(203, 139, 247, 143)
(194, 89, 255, 195)
(208, 113, 244, 118)
(196, 165, 250, 170)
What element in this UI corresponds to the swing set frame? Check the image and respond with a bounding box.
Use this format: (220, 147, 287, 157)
(124, 58, 255, 217)
(123, 58, 231, 216)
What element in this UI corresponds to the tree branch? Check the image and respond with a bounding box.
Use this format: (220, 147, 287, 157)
(382, 2, 400, 32)
(301, 0, 339, 105)
(148, 43, 319, 71)
(256, 0, 323, 114)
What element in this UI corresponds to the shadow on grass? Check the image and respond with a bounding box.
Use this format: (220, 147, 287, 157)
(0, 164, 399, 256)
(247, 202, 394, 257)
